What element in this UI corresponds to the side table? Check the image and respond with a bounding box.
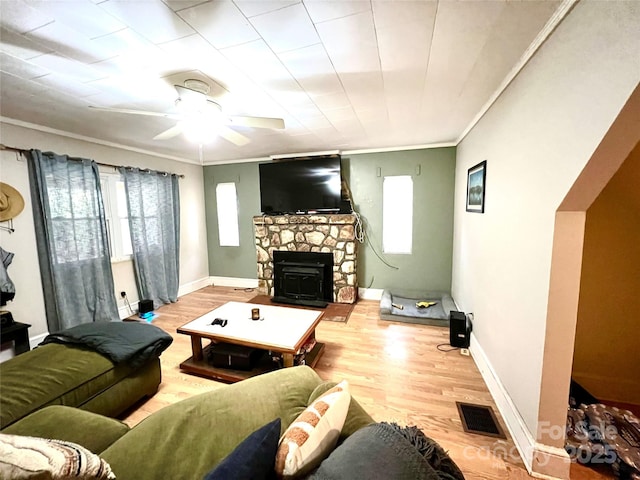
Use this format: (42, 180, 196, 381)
(1, 322, 32, 355)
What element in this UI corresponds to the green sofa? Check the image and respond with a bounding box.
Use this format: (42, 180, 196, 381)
(0, 342, 161, 430)
(3, 366, 374, 480)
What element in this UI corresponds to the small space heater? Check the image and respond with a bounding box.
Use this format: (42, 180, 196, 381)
(449, 311, 472, 348)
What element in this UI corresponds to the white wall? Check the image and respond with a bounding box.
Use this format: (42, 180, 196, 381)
(0, 141, 46, 351)
(0, 122, 210, 347)
(452, 0, 639, 441)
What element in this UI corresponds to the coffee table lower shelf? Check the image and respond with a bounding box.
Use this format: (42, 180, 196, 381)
(179, 342, 325, 383)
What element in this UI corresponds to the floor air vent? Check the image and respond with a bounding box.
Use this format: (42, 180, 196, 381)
(456, 402, 506, 439)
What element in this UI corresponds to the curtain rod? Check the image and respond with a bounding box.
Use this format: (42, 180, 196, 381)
(0, 144, 185, 178)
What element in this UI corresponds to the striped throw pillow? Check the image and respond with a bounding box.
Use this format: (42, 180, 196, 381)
(0, 433, 115, 479)
(275, 380, 350, 478)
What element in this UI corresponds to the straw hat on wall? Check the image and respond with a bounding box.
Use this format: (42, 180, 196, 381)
(0, 182, 25, 222)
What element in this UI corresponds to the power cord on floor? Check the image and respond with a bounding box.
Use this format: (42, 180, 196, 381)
(436, 343, 459, 352)
(234, 287, 256, 292)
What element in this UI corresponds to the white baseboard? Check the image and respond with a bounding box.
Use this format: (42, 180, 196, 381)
(210, 276, 259, 289)
(469, 333, 536, 473)
(469, 333, 570, 479)
(117, 277, 213, 319)
(29, 332, 48, 349)
(209, 280, 377, 299)
(358, 287, 384, 300)
(531, 443, 571, 480)
(206, 282, 381, 299)
(118, 302, 138, 320)
(0, 332, 49, 363)
(178, 276, 213, 297)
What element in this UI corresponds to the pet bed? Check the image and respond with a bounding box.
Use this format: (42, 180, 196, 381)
(379, 289, 457, 327)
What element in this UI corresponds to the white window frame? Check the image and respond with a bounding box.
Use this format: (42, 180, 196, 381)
(100, 173, 133, 262)
(382, 175, 413, 254)
(216, 182, 240, 247)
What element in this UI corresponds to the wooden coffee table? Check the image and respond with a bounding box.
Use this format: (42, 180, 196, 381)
(177, 301, 325, 382)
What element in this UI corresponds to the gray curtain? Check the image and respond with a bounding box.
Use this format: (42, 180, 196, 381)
(119, 168, 180, 308)
(28, 150, 119, 332)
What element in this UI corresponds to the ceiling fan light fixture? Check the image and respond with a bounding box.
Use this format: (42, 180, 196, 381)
(178, 118, 215, 144)
(175, 96, 205, 114)
(183, 79, 210, 95)
(90, 80, 283, 147)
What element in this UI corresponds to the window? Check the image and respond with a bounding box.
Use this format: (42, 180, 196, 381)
(216, 182, 240, 247)
(101, 173, 133, 260)
(46, 172, 104, 263)
(382, 175, 413, 254)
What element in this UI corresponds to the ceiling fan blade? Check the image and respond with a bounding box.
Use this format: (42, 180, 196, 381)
(89, 105, 176, 118)
(153, 124, 183, 140)
(217, 126, 250, 146)
(228, 115, 285, 130)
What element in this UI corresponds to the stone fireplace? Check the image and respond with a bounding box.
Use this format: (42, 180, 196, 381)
(252, 214, 358, 303)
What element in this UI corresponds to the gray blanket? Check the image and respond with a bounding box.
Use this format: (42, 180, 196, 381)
(308, 422, 465, 479)
(41, 321, 173, 368)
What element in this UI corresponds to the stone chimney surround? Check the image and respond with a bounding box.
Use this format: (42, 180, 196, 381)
(253, 214, 358, 304)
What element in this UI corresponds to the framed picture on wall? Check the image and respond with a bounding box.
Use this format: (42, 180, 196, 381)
(466, 160, 487, 213)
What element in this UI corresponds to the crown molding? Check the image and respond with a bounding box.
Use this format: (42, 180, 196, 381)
(270, 150, 341, 159)
(0, 116, 201, 165)
(456, 0, 579, 145)
(201, 143, 458, 166)
(201, 156, 271, 166)
(343, 142, 456, 155)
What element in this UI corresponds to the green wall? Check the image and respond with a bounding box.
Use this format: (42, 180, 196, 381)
(204, 162, 261, 278)
(343, 148, 455, 291)
(204, 147, 456, 292)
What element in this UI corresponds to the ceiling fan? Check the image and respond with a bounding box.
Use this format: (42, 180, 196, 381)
(89, 79, 285, 146)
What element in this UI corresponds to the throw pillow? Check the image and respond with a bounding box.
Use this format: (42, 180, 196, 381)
(203, 418, 281, 480)
(0, 433, 115, 480)
(275, 380, 350, 478)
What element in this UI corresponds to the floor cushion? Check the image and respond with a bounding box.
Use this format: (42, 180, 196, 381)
(379, 289, 458, 327)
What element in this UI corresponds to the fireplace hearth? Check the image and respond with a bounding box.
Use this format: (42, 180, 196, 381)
(273, 251, 333, 308)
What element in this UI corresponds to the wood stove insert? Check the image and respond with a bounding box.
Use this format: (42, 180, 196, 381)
(273, 251, 333, 308)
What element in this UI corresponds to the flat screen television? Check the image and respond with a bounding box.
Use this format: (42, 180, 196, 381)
(259, 156, 343, 214)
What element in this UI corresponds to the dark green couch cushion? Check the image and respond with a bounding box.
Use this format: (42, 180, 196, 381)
(1, 405, 129, 454)
(0, 343, 157, 429)
(102, 366, 373, 480)
(76, 357, 160, 419)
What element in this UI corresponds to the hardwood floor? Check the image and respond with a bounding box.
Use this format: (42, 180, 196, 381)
(123, 286, 611, 480)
